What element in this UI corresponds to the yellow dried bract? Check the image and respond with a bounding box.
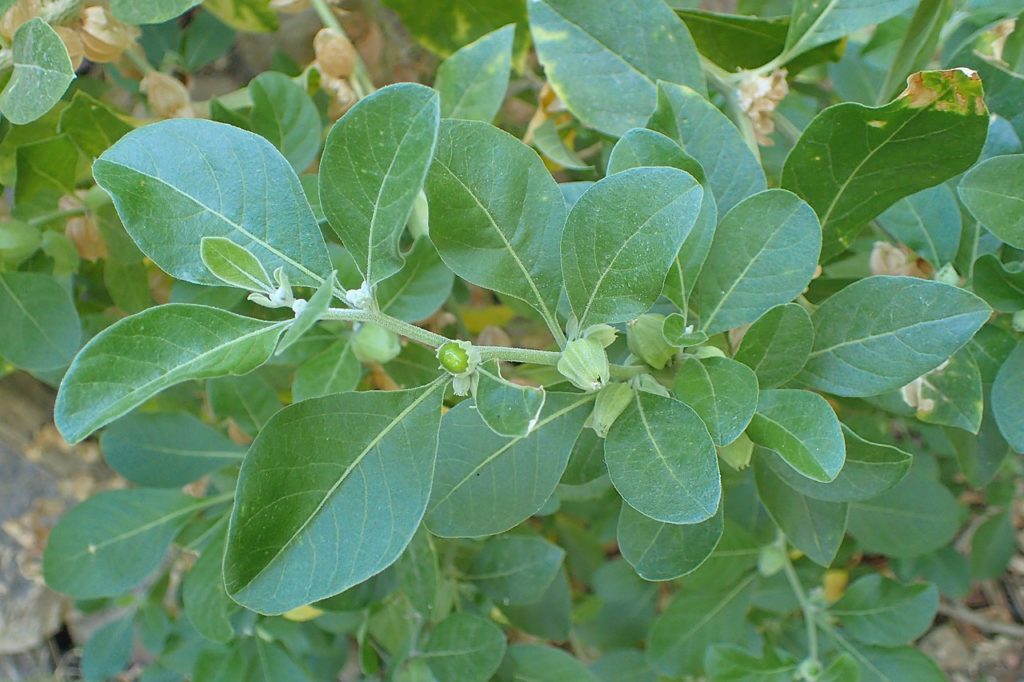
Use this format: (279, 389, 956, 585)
(54, 25, 84, 70)
(0, 0, 41, 41)
(140, 71, 195, 119)
(314, 27, 356, 79)
(78, 5, 139, 63)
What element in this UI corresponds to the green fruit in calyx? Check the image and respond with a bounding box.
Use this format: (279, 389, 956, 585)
(352, 324, 401, 364)
(590, 382, 633, 437)
(557, 337, 610, 392)
(437, 341, 469, 373)
(627, 313, 675, 369)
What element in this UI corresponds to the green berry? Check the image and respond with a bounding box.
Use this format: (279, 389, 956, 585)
(437, 341, 470, 374)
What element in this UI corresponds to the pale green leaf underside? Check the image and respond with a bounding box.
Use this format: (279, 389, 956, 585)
(55, 304, 287, 443)
(320, 83, 440, 286)
(799, 276, 991, 397)
(435, 24, 514, 122)
(617, 502, 723, 581)
(562, 166, 703, 328)
(474, 360, 547, 438)
(225, 382, 444, 614)
(958, 154, 1024, 249)
(528, 0, 705, 136)
(0, 19, 75, 126)
(605, 391, 720, 525)
(250, 71, 322, 172)
(94, 119, 331, 287)
(746, 389, 845, 483)
(426, 393, 591, 537)
(785, 0, 915, 60)
(111, 0, 202, 23)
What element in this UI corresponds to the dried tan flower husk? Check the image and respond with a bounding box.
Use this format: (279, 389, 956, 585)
(78, 5, 139, 64)
(0, 0, 40, 42)
(140, 71, 194, 119)
(314, 27, 356, 79)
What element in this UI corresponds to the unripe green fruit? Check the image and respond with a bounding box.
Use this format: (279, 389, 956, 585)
(557, 338, 610, 392)
(437, 341, 469, 373)
(591, 382, 633, 437)
(627, 314, 675, 369)
(352, 324, 401, 364)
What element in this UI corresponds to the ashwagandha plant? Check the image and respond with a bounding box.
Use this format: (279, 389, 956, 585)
(2, 0, 1023, 680)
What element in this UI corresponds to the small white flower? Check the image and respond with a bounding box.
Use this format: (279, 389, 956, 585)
(291, 298, 308, 316)
(345, 281, 374, 310)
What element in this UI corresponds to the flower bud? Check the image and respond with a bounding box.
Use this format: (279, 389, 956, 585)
(557, 338, 609, 392)
(352, 324, 401, 364)
(54, 25, 84, 70)
(0, 0, 41, 42)
(314, 28, 356, 79)
(78, 6, 139, 64)
(757, 544, 786, 577)
(140, 71, 194, 119)
(590, 382, 633, 438)
(627, 314, 674, 369)
(934, 263, 960, 287)
(633, 373, 670, 397)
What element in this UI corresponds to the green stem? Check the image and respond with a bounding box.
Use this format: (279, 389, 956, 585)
(322, 307, 448, 347)
(477, 345, 561, 365)
(779, 534, 820, 666)
(28, 207, 87, 226)
(309, 0, 376, 97)
(125, 46, 154, 75)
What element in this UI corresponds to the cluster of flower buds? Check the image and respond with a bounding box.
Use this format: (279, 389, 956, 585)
(314, 28, 358, 117)
(736, 68, 789, 146)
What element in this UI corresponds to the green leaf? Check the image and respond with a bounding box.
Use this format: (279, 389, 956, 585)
(972, 254, 1024, 312)
(393, 527, 440, 616)
(427, 119, 566, 337)
(499, 568, 572, 641)
(647, 573, 756, 677)
(847, 455, 960, 558)
(100, 412, 244, 488)
(734, 303, 814, 389)
(292, 338, 362, 402)
(0, 19, 75, 126)
(376, 237, 455, 323)
(44, 488, 204, 598)
(704, 644, 798, 682)
(968, 324, 1017, 383)
(912, 347, 983, 433)
(606, 128, 704, 181)
(0, 271, 81, 372)
(380, 0, 527, 62)
(81, 615, 134, 682)
(182, 528, 237, 643)
(276, 272, 335, 354)
(876, 184, 961, 268)
(423, 613, 507, 682)
(829, 574, 938, 645)
(426, 393, 591, 537)
(224, 382, 445, 614)
(819, 654, 860, 682)
(746, 389, 845, 482)
(617, 501, 723, 581)
(57, 91, 134, 158)
(970, 511, 1016, 579)
(764, 425, 911, 503)
(435, 25, 514, 122)
(15, 134, 78, 207)
(958, 154, 1024, 248)
(695, 190, 820, 335)
(992, 342, 1024, 452)
(562, 167, 703, 328)
(203, 0, 279, 32)
(782, 69, 989, 259)
(783, 0, 916, 61)
(182, 10, 235, 71)
(208, 372, 281, 436)
(112, 0, 202, 23)
(673, 357, 758, 446)
(754, 455, 847, 566)
(590, 650, 656, 682)
(498, 644, 597, 682)
(798, 276, 991, 397)
(827, 640, 945, 682)
(320, 83, 440, 287)
(876, 0, 952, 104)
(249, 71, 321, 172)
(466, 535, 564, 605)
(55, 304, 287, 444)
(527, 0, 704, 137)
(200, 236, 274, 292)
(475, 361, 546, 438)
(94, 119, 331, 287)
(605, 391, 720, 525)
(648, 81, 766, 214)
(533, 118, 592, 170)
